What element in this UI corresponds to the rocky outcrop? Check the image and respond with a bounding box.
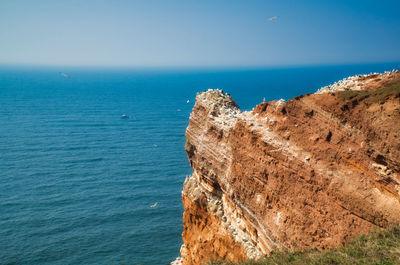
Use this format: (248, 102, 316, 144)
(179, 70, 400, 265)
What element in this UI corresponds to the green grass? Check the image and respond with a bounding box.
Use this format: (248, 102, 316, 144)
(207, 224, 400, 265)
(338, 82, 400, 104)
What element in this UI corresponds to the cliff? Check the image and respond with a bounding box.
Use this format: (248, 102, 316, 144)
(179, 70, 400, 265)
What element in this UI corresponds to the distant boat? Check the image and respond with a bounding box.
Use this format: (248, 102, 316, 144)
(121, 114, 129, 119)
(268, 16, 279, 22)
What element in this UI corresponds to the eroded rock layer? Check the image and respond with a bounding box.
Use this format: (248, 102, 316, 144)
(180, 71, 400, 265)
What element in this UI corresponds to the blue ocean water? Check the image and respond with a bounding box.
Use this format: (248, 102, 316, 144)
(0, 63, 399, 265)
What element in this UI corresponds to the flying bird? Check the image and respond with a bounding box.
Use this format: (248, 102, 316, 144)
(150, 202, 158, 208)
(59, 72, 69, 78)
(268, 16, 279, 22)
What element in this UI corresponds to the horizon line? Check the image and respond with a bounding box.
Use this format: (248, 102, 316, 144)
(0, 60, 399, 70)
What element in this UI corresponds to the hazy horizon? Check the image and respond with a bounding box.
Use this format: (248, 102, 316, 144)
(1, 61, 400, 70)
(1, 0, 400, 67)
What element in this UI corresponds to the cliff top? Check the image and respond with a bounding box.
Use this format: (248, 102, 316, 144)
(181, 69, 400, 265)
(315, 69, 400, 94)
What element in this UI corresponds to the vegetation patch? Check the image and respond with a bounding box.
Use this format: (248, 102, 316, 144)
(338, 82, 400, 104)
(207, 224, 400, 265)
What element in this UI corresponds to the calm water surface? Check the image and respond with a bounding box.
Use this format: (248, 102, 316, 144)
(0, 63, 398, 265)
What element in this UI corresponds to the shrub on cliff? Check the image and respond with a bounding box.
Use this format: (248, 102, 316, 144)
(207, 224, 400, 265)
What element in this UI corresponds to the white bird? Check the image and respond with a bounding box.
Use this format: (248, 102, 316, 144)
(150, 202, 158, 208)
(268, 16, 278, 22)
(60, 72, 69, 78)
(186, 99, 190, 103)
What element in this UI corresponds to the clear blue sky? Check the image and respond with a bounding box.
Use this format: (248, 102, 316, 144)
(0, 0, 399, 67)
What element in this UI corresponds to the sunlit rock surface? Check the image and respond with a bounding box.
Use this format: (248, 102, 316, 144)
(179, 71, 400, 265)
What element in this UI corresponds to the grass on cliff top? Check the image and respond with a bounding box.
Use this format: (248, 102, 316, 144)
(338, 82, 400, 104)
(207, 224, 400, 265)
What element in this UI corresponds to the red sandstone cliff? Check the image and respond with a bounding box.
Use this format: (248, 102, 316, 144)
(179, 70, 400, 265)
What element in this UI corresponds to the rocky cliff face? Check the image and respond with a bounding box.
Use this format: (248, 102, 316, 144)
(180, 70, 400, 265)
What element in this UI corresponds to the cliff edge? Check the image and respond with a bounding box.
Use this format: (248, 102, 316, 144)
(180, 70, 400, 265)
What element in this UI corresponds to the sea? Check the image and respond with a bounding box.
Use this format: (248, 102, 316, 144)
(0, 63, 399, 265)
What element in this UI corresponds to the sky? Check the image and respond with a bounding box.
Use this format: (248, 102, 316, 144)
(0, 0, 399, 67)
